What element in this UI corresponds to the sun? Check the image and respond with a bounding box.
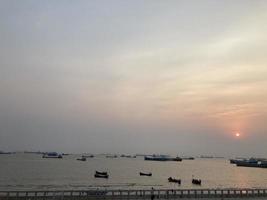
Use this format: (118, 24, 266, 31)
(235, 133, 240, 137)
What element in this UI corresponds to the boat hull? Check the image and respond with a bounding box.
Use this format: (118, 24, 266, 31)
(94, 174, 109, 178)
(139, 172, 152, 176)
(144, 156, 182, 161)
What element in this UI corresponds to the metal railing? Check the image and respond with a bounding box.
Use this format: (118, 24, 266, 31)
(0, 188, 267, 199)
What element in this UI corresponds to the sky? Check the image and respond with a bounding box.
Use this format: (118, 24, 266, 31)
(1, 0, 267, 157)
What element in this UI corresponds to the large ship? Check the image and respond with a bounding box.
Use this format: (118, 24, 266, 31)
(144, 155, 182, 161)
(42, 152, 63, 158)
(234, 158, 267, 168)
(0, 151, 14, 154)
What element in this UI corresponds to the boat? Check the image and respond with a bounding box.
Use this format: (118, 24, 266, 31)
(144, 155, 182, 161)
(182, 157, 195, 160)
(168, 177, 181, 184)
(139, 172, 152, 176)
(95, 171, 108, 176)
(192, 179, 201, 185)
(258, 161, 267, 168)
(200, 155, 213, 159)
(94, 173, 109, 178)
(235, 158, 259, 167)
(0, 151, 14, 154)
(230, 159, 238, 164)
(42, 152, 63, 158)
(173, 157, 182, 161)
(106, 155, 117, 158)
(235, 158, 267, 168)
(77, 157, 86, 161)
(82, 155, 94, 158)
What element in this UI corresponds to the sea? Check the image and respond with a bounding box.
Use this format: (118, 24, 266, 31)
(1, 153, 267, 191)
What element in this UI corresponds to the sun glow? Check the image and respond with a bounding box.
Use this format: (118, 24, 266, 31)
(235, 133, 240, 137)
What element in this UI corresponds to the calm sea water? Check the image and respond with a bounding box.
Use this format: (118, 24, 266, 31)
(1, 153, 267, 191)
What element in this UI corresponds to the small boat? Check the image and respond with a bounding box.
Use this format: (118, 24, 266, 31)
(106, 155, 117, 158)
(192, 179, 201, 185)
(181, 157, 195, 160)
(0, 151, 15, 154)
(77, 157, 86, 161)
(139, 172, 152, 176)
(94, 173, 109, 178)
(168, 177, 181, 184)
(82, 155, 94, 158)
(95, 171, 108, 176)
(42, 152, 63, 158)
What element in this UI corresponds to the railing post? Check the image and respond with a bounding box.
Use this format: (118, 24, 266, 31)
(7, 192, 10, 200)
(143, 190, 146, 199)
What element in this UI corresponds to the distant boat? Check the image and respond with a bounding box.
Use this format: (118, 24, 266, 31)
(94, 171, 109, 178)
(182, 157, 195, 160)
(82, 155, 94, 158)
(94, 173, 109, 178)
(230, 158, 245, 164)
(42, 152, 63, 158)
(168, 177, 181, 184)
(0, 151, 14, 154)
(200, 155, 213, 159)
(230, 159, 238, 164)
(106, 155, 117, 158)
(139, 172, 152, 176)
(144, 155, 182, 161)
(192, 178, 201, 185)
(77, 157, 86, 161)
(95, 171, 108, 176)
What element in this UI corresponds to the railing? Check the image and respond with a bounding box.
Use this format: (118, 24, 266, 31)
(0, 188, 267, 199)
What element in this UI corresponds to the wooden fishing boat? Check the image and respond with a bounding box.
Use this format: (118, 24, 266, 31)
(168, 177, 181, 184)
(95, 171, 108, 175)
(94, 173, 109, 178)
(139, 172, 152, 176)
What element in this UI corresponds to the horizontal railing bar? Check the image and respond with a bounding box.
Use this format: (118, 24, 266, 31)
(1, 188, 267, 199)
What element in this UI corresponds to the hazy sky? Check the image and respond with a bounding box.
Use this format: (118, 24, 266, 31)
(1, 0, 267, 157)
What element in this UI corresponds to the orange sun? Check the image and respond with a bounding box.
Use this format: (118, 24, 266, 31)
(235, 133, 240, 137)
